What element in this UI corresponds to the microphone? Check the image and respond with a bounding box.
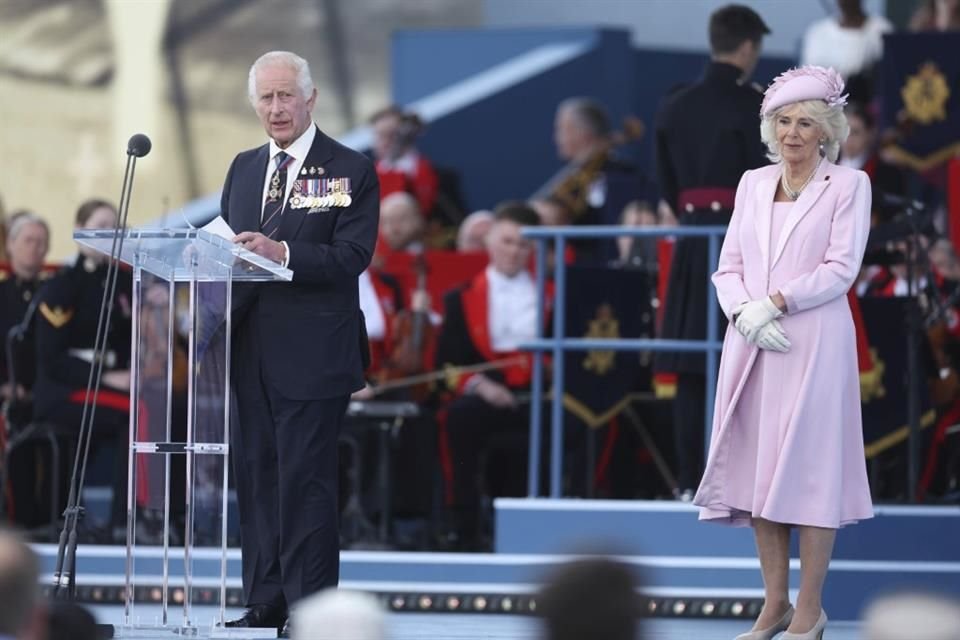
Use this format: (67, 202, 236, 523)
(127, 133, 152, 158)
(53, 132, 149, 601)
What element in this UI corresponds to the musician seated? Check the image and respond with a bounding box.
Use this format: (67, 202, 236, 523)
(32, 199, 132, 540)
(435, 202, 543, 549)
(370, 105, 439, 217)
(375, 192, 426, 264)
(1, 211, 53, 530)
(1, 211, 51, 417)
(533, 97, 646, 263)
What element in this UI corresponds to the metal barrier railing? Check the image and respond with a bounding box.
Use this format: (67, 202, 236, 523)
(520, 225, 728, 498)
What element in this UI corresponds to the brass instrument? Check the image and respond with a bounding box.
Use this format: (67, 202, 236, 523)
(545, 116, 646, 220)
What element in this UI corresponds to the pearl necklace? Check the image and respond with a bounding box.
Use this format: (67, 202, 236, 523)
(780, 156, 822, 201)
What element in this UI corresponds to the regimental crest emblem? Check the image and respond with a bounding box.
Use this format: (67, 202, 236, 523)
(901, 61, 950, 125)
(582, 303, 619, 375)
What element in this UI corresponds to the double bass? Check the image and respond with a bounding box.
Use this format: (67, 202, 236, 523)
(375, 251, 434, 398)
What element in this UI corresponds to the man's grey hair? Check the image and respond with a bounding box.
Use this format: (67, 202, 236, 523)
(760, 99, 849, 163)
(247, 51, 314, 106)
(558, 97, 611, 138)
(6, 211, 50, 245)
(0, 528, 41, 636)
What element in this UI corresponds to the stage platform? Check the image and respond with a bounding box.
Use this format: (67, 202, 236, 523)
(83, 605, 864, 639)
(33, 499, 958, 637)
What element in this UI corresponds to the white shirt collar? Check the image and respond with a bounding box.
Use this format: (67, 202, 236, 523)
(269, 123, 316, 164)
(486, 264, 533, 289)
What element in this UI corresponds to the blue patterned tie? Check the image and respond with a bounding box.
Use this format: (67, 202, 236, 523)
(261, 151, 295, 239)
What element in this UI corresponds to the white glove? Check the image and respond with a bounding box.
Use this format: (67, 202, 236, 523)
(755, 319, 790, 353)
(734, 297, 783, 344)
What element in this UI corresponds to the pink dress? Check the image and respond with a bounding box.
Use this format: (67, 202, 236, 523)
(694, 162, 875, 529)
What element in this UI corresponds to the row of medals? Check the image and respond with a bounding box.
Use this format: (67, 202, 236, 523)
(291, 175, 352, 209)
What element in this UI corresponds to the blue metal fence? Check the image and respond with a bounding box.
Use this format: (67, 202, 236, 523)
(520, 225, 728, 498)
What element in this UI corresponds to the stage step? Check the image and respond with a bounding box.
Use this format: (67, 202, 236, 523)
(492, 498, 960, 620)
(494, 498, 960, 561)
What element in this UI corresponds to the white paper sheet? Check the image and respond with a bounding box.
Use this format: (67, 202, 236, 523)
(200, 215, 237, 241)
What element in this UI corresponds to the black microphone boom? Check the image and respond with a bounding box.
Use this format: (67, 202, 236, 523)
(127, 133, 152, 158)
(52, 132, 149, 601)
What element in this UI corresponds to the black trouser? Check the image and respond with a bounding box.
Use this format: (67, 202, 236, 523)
(444, 394, 530, 538)
(30, 397, 129, 528)
(673, 372, 706, 492)
(231, 318, 349, 610)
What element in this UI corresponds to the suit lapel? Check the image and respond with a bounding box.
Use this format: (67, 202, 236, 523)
(770, 161, 832, 269)
(753, 174, 776, 273)
(276, 125, 335, 241)
(235, 145, 270, 233)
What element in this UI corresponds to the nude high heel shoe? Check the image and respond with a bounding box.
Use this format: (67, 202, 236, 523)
(781, 609, 827, 640)
(734, 605, 794, 640)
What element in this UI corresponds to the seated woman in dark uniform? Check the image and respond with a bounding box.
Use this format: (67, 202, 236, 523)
(32, 198, 132, 538)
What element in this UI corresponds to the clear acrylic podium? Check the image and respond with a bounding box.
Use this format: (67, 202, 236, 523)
(74, 229, 292, 638)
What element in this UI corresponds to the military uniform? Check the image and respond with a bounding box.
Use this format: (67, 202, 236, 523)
(1, 268, 51, 527)
(32, 256, 133, 527)
(654, 61, 768, 492)
(0, 269, 50, 399)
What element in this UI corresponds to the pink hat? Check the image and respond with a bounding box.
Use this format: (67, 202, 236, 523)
(760, 65, 848, 116)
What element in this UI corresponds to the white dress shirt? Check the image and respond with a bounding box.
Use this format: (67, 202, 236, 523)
(261, 124, 317, 267)
(486, 265, 537, 352)
(358, 269, 387, 340)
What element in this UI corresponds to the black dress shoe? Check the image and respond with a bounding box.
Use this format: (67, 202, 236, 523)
(225, 603, 287, 630)
(279, 618, 291, 638)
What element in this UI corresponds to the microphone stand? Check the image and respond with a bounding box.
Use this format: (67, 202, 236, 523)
(901, 200, 927, 503)
(53, 135, 150, 601)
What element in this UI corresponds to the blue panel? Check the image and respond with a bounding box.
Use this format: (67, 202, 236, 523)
(495, 501, 960, 562)
(390, 28, 795, 214)
(416, 31, 637, 212)
(392, 28, 598, 105)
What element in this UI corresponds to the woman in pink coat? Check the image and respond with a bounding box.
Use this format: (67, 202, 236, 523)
(693, 66, 874, 640)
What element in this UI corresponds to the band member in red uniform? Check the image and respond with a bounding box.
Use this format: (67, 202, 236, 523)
(370, 106, 439, 217)
(435, 202, 542, 548)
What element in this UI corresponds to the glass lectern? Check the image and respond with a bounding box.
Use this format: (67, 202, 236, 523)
(74, 228, 291, 638)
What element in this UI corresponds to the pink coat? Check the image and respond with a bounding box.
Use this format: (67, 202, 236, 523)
(694, 160, 875, 529)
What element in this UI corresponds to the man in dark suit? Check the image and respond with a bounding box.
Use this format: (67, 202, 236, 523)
(221, 50, 379, 634)
(654, 5, 770, 499)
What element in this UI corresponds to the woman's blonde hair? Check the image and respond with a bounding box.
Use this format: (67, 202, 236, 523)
(759, 99, 849, 163)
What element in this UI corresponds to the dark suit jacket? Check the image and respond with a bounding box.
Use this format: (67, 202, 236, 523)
(654, 62, 768, 211)
(220, 126, 379, 400)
